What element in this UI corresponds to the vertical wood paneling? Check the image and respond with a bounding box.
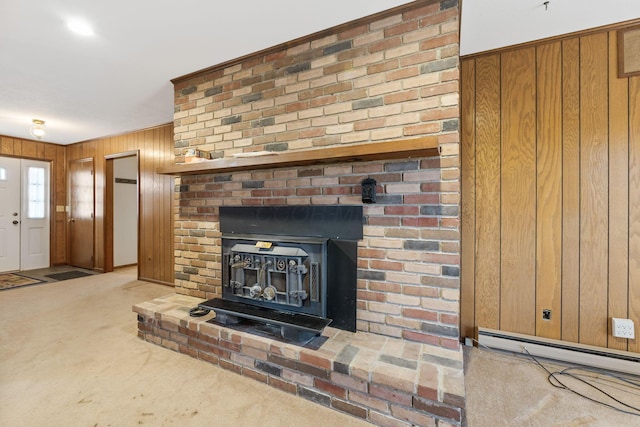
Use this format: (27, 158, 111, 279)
(500, 48, 537, 335)
(461, 25, 639, 352)
(460, 59, 476, 339)
(536, 42, 563, 339)
(21, 141, 35, 158)
(608, 30, 630, 351)
(67, 125, 174, 284)
(0, 137, 12, 155)
(629, 75, 640, 354)
(474, 55, 501, 330)
(561, 38, 581, 343)
(161, 125, 172, 282)
(579, 33, 609, 347)
(153, 128, 161, 280)
(139, 129, 154, 282)
(139, 131, 148, 278)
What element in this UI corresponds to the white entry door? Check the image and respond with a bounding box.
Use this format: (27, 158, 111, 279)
(0, 157, 21, 272)
(20, 159, 50, 270)
(0, 156, 50, 272)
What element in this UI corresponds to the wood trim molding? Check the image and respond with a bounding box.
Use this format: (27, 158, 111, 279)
(461, 17, 640, 60)
(157, 137, 440, 176)
(171, 0, 437, 85)
(104, 158, 114, 273)
(105, 150, 139, 160)
(68, 122, 173, 146)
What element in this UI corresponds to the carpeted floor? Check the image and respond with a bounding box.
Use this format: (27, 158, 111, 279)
(464, 345, 640, 426)
(0, 267, 371, 427)
(1, 267, 638, 426)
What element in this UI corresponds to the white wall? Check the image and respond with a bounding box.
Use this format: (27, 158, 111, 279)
(461, 0, 640, 55)
(113, 156, 137, 267)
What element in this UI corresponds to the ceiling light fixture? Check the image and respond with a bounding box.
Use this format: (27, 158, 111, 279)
(66, 19, 95, 37)
(30, 119, 46, 139)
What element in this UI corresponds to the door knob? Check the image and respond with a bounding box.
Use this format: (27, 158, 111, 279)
(12, 212, 18, 216)
(12, 220, 19, 225)
(69, 218, 75, 223)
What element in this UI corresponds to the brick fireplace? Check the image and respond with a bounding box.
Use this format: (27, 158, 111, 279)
(135, 1, 464, 425)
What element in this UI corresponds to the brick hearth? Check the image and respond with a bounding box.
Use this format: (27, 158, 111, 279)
(134, 294, 464, 426)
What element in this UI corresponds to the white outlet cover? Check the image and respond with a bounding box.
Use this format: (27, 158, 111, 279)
(611, 318, 635, 339)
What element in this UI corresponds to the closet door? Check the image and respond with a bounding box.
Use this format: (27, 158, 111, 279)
(68, 158, 94, 269)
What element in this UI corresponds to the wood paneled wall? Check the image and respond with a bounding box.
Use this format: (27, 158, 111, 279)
(461, 28, 640, 353)
(67, 124, 175, 285)
(0, 136, 67, 265)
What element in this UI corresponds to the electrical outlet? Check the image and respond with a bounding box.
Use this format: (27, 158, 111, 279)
(611, 318, 635, 339)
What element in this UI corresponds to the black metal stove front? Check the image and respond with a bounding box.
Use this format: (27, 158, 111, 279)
(199, 205, 363, 344)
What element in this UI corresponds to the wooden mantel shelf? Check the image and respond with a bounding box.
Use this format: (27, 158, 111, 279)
(157, 136, 440, 176)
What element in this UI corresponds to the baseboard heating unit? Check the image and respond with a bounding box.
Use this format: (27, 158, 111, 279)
(476, 328, 640, 376)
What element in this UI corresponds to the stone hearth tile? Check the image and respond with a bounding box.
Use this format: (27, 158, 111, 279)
(417, 363, 439, 400)
(321, 326, 340, 338)
(132, 301, 161, 317)
(390, 404, 437, 427)
(241, 334, 272, 352)
(402, 342, 423, 361)
(368, 410, 413, 427)
(378, 354, 418, 370)
(371, 362, 418, 393)
(348, 331, 389, 350)
(440, 366, 465, 399)
(300, 350, 332, 370)
(198, 321, 222, 338)
(335, 344, 359, 366)
(420, 344, 464, 363)
(421, 353, 463, 370)
(349, 347, 380, 380)
(324, 329, 357, 344)
(269, 341, 301, 360)
(330, 371, 368, 393)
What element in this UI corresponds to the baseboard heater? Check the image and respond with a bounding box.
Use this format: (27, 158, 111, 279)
(476, 328, 640, 376)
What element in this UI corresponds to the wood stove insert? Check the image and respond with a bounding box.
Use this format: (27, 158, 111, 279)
(198, 205, 363, 343)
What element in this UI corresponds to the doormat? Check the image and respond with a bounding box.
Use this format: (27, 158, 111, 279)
(0, 273, 45, 291)
(45, 271, 93, 281)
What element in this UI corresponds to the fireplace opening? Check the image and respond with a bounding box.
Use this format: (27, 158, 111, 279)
(198, 205, 363, 343)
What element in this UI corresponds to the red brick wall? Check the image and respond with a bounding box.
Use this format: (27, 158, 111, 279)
(172, 0, 460, 348)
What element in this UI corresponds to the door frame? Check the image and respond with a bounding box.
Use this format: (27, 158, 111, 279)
(104, 150, 140, 273)
(0, 155, 54, 271)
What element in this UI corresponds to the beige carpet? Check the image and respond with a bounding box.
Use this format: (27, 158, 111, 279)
(2, 267, 638, 426)
(0, 267, 371, 427)
(464, 345, 640, 426)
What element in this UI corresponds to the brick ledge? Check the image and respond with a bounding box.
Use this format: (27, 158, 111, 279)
(133, 294, 465, 427)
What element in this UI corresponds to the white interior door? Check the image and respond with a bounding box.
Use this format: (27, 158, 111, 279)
(0, 157, 21, 272)
(20, 159, 50, 270)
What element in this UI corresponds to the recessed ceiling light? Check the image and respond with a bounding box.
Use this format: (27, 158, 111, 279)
(66, 19, 95, 37)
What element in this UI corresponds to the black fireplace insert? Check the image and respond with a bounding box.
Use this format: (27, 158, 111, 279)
(198, 205, 363, 342)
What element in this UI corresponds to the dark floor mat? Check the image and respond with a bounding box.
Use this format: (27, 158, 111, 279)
(45, 271, 93, 281)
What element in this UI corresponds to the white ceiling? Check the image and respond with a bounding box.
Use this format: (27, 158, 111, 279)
(1, 0, 639, 145)
(460, 0, 640, 56)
